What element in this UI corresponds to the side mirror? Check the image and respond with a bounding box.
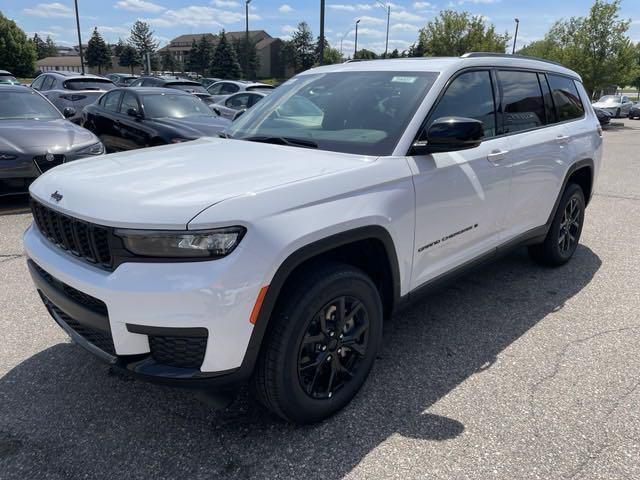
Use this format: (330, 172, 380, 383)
(127, 107, 141, 118)
(212, 107, 221, 116)
(62, 107, 76, 118)
(410, 116, 484, 155)
(232, 109, 246, 121)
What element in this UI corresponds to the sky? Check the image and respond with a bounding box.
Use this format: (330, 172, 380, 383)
(2, 0, 640, 56)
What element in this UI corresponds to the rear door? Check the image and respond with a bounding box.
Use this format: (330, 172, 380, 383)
(94, 90, 124, 151)
(409, 69, 513, 289)
(498, 70, 572, 239)
(116, 91, 149, 150)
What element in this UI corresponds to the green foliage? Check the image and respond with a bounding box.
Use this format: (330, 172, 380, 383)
(389, 48, 400, 59)
(210, 30, 242, 79)
(86, 28, 112, 74)
(118, 42, 141, 75)
(354, 49, 377, 60)
(188, 36, 214, 75)
(314, 35, 342, 65)
(234, 38, 260, 79)
(413, 10, 510, 56)
(161, 51, 177, 73)
(0, 12, 36, 76)
(518, 0, 636, 96)
(128, 20, 158, 56)
(282, 22, 316, 73)
(44, 36, 57, 58)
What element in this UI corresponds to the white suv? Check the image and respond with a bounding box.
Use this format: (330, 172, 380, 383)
(24, 54, 602, 423)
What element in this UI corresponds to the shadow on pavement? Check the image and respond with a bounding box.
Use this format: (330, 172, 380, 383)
(0, 194, 30, 216)
(0, 245, 601, 479)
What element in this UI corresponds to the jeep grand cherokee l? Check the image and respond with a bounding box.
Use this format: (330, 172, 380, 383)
(24, 54, 601, 424)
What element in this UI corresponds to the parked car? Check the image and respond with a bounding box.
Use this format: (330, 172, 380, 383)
(591, 94, 633, 118)
(106, 73, 139, 87)
(24, 54, 601, 424)
(206, 80, 274, 103)
(0, 70, 19, 85)
(82, 87, 231, 152)
(129, 76, 218, 109)
(0, 84, 104, 196)
(212, 90, 268, 120)
(200, 77, 221, 88)
(593, 107, 612, 125)
(628, 102, 640, 119)
(30, 72, 115, 123)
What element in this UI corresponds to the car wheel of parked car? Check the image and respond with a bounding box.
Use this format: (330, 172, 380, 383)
(528, 183, 585, 267)
(252, 263, 383, 424)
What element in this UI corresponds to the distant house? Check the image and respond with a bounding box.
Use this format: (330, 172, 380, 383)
(35, 56, 142, 75)
(158, 30, 285, 79)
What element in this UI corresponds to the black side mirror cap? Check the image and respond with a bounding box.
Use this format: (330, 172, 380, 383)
(410, 116, 484, 155)
(127, 107, 141, 118)
(232, 109, 246, 121)
(62, 107, 76, 118)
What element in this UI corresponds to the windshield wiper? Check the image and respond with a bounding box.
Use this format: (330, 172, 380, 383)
(242, 136, 318, 149)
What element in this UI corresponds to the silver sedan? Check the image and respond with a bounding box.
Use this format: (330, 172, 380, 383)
(212, 91, 268, 120)
(592, 95, 633, 118)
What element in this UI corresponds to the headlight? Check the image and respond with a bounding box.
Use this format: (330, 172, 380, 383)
(76, 142, 105, 156)
(114, 227, 246, 258)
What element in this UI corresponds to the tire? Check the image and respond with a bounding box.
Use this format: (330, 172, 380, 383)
(252, 263, 383, 424)
(528, 183, 585, 267)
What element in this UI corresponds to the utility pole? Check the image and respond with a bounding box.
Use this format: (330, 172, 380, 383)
(512, 18, 520, 54)
(74, 0, 85, 74)
(319, 0, 325, 65)
(376, 1, 390, 58)
(245, 0, 252, 77)
(354, 19, 361, 59)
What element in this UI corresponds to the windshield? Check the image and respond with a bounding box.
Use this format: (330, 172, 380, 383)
(227, 71, 438, 155)
(0, 91, 61, 120)
(167, 82, 209, 94)
(143, 93, 214, 119)
(0, 75, 18, 85)
(598, 95, 621, 103)
(63, 79, 115, 91)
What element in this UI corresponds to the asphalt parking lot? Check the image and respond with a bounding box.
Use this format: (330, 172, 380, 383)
(1, 119, 639, 480)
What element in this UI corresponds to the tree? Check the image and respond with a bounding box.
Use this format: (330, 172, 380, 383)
(0, 12, 37, 76)
(86, 28, 112, 74)
(188, 36, 214, 76)
(128, 20, 158, 73)
(354, 48, 377, 60)
(313, 35, 341, 65)
(118, 43, 141, 74)
(161, 51, 177, 73)
(282, 22, 315, 73)
(389, 48, 400, 59)
(413, 10, 510, 57)
(234, 37, 259, 79)
(44, 36, 57, 57)
(210, 30, 242, 79)
(33, 33, 47, 59)
(518, 0, 636, 97)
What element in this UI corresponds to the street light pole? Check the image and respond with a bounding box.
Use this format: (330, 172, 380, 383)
(354, 19, 361, 59)
(319, 0, 325, 65)
(74, 0, 85, 74)
(512, 18, 520, 54)
(245, 0, 252, 77)
(376, 1, 390, 59)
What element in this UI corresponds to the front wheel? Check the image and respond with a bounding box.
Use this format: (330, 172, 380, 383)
(252, 263, 383, 424)
(528, 183, 585, 266)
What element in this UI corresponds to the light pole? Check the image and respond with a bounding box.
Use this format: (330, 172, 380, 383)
(245, 0, 252, 76)
(74, 0, 85, 74)
(354, 19, 361, 59)
(512, 18, 520, 54)
(376, 1, 390, 59)
(319, 0, 325, 65)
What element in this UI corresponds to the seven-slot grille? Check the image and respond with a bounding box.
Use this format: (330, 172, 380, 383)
(31, 200, 113, 269)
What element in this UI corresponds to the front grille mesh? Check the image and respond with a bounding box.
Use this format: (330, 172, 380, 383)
(149, 335, 208, 369)
(31, 200, 113, 269)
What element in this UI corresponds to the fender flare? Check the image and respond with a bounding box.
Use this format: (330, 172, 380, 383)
(546, 158, 595, 227)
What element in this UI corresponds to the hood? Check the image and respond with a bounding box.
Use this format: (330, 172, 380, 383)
(592, 101, 619, 108)
(0, 118, 96, 152)
(152, 116, 231, 137)
(29, 137, 374, 229)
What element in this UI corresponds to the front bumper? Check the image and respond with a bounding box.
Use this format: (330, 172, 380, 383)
(24, 223, 268, 387)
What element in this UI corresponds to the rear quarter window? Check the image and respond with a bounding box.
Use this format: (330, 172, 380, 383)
(497, 70, 546, 134)
(547, 74, 585, 122)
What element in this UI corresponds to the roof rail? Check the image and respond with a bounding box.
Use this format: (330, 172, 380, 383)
(461, 52, 565, 68)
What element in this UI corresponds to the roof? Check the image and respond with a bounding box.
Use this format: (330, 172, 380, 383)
(0, 84, 31, 91)
(36, 56, 83, 67)
(125, 87, 192, 95)
(306, 55, 581, 80)
(42, 71, 107, 80)
(160, 30, 273, 51)
(0, 70, 13, 75)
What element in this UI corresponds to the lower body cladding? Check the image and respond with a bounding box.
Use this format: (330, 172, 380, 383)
(23, 223, 266, 389)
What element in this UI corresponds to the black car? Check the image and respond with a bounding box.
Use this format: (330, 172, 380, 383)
(129, 76, 218, 108)
(81, 87, 231, 152)
(629, 102, 640, 119)
(106, 73, 139, 87)
(593, 107, 612, 125)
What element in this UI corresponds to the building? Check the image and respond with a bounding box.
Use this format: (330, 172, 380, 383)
(158, 30, 285, 79)
(35, 56, 142, 75)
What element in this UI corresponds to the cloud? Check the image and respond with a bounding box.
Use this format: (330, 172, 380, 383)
(278, 4, 293, 13)
(357, 28, 385, 38)
(413, 1, 433, 7)
(96, 25, 130, 34)
(115, 0, 165, 12)
(281, 24, 297, 34)
(358, 15, 386, 25)
(23, 2, 73, 18)
(391, 10, 426, 22)
(146, 6, 259, 28)
(391, 23, 420, 32)
(458, 0, 500, 3)
(328, 3, 374, 12)
(211, 0, 240, 6)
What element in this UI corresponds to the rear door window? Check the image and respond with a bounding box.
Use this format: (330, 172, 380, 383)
(120, 91, 140, 114)
(41, 76, 55, 91)
(31, 76, 45, 90)
(221, 82, 240, 94)
(103, 91, 123, 111)
(547, 74, 585, 122)
(497, 70, 546, 134)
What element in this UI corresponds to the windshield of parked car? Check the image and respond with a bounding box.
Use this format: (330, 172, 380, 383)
(142, 93, 214, 119)
(0, 75, 18, 85)
(0, 91, 61, 120)
(166, 82, 210, 94)
(598, 95, 621, 103)
(227, 71, 438, 155)
(63, 79, 115, 91)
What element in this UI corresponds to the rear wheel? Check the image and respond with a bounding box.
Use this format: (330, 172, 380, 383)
(252, 263, 383, 424)
(528, 183, 585, 266)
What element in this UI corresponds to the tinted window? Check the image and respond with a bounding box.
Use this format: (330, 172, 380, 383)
(120, 92, 139, 114)
(63, 79, 114, 91)
(41, 76, 55, 91)
(547, 74, 584, 122)
(207, 82, 224, 95)
(539, 74, 556, 124)
(130, 78, 144, 87)
(248, 93, 264, 107)
(246, 85, 274, 91)
(103, 91, 122, 111)
(226, 93, 251, 109)
(498, 70, 545, 133)
(166, 82, 209, 94)
(142, 94, 214, 119)
(31, 76, 45, 90)
(221, 83, 240, 94)
(427, 70, 496, 138)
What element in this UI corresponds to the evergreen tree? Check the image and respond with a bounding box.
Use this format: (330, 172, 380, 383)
(33, 33, 47, 59)
(210, 31, 242, 79)
(44, 36, 57, 57)
(0, 12, 37, 76)
(128, 20, 158, 73)
(354, 49, 377, 60)
(389, 48, 400, 58)
(161, 51, 177, 73)
(234, 37, 259, 79)
(86, 28, 112, 74)
(188, 36, 213, 76)
(118, 44, 141, 74)
(282, 22, 315, 73)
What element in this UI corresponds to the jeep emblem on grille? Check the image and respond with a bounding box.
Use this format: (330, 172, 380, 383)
(50, 191, 63, 202)
(45, 152, 55, 162)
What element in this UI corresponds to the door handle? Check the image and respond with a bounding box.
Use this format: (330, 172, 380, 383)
(487, 149, 509, 164)
(556, 134, 570, 144)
